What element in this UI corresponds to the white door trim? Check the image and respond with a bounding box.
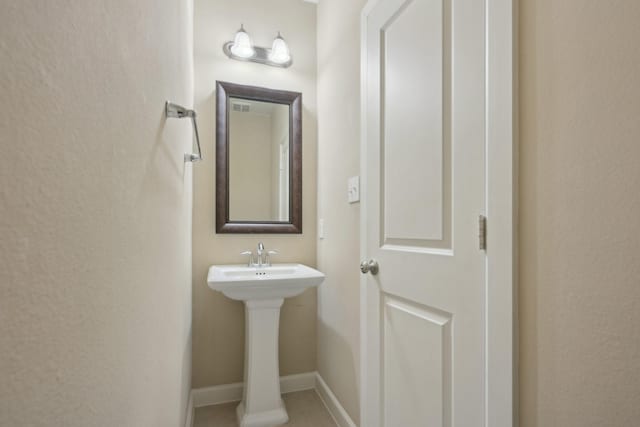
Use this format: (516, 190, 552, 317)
(359, 0, 517, 425)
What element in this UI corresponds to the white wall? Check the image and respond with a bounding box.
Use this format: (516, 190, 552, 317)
(0, 1, 194, 426)
(520, 1, 640, 425)
(316, 0, 368, 423)
(193, 0, 317, 388)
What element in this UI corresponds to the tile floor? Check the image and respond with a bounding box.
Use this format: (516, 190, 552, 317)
(193, 390, 337, 427)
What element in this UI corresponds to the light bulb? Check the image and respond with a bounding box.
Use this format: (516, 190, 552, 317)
(230, 25, 255, 59)
(269, 32, 291, 65)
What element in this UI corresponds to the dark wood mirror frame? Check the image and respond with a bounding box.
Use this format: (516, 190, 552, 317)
(215, 81, 302, 234)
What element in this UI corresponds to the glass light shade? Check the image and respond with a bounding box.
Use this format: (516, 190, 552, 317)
(268, 33, 291, 64)
(230, 26, 255, 58)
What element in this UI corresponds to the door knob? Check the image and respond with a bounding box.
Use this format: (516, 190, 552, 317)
(360, 259, 379, 275)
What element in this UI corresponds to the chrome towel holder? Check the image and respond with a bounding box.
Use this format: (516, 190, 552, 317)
(165, 101, 202, 162)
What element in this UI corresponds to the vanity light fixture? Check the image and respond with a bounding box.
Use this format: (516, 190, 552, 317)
(229, 24, 255, 59)
(268, 32, 291, 65)
(223, 25, 293, 68)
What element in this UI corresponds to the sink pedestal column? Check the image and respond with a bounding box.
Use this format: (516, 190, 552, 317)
(237, 298, 288, 427)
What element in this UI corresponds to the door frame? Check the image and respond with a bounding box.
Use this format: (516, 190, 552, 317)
(359, 0, 518, 425)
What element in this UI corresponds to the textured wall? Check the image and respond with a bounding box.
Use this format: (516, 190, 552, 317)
(0, 1, 194, 427)
(316, 0, 367, 424)
(192, 0, 317, 388)
(519, 1, 640, 425)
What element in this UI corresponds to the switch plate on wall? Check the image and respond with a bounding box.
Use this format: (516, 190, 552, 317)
(348, 176, 360, 203)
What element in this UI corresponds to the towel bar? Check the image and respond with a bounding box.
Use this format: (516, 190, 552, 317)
(165, 101, 202, 162)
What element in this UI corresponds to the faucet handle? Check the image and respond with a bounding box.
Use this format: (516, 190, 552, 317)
(266, 250, 279, 267)
(240, 250, 254, 267)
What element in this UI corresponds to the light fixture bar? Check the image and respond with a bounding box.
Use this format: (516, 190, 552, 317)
(223, 41, 293, 68)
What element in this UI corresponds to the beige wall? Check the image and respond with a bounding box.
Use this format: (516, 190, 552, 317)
(316, 0, 367, 424)
(193, 0, 317, 388)
(519, 1, 640, 425)
(0, 1, 194, 426)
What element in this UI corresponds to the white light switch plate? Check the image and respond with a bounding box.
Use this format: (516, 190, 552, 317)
(348, 176, 360, 203)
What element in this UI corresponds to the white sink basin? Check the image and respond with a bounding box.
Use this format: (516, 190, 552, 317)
(207, 263, 325, 301)
(206, 263, 325, 427)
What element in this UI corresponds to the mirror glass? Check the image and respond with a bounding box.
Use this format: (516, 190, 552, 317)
(228, 98, 290, 222)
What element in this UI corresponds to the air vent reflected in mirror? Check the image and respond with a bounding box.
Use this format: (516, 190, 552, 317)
(231, 101, 251, 112)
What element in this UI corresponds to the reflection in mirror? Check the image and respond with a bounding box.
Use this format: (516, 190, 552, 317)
(228, 98, 290, 221)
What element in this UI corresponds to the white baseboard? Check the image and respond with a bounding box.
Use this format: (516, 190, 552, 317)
(184, 390, 194, 427)
(314, 373, 357, 427)
(280, 371, 319, 394)
(190, 371, 356, 427)
(192, 371, 316, 408)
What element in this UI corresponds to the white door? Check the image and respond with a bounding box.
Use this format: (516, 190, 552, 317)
(361, 0, 495, 425)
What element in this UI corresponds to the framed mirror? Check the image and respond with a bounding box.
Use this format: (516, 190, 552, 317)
(215, 81, 302, 233)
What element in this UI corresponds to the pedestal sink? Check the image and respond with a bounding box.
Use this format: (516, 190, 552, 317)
(207, 264, 325, 427)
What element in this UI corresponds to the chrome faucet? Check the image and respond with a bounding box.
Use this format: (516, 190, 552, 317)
(240, 250, 254, 267)
(240, 242, 278, 268)
(264, 249, 278, 266)
(257, 242, 265, 266)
